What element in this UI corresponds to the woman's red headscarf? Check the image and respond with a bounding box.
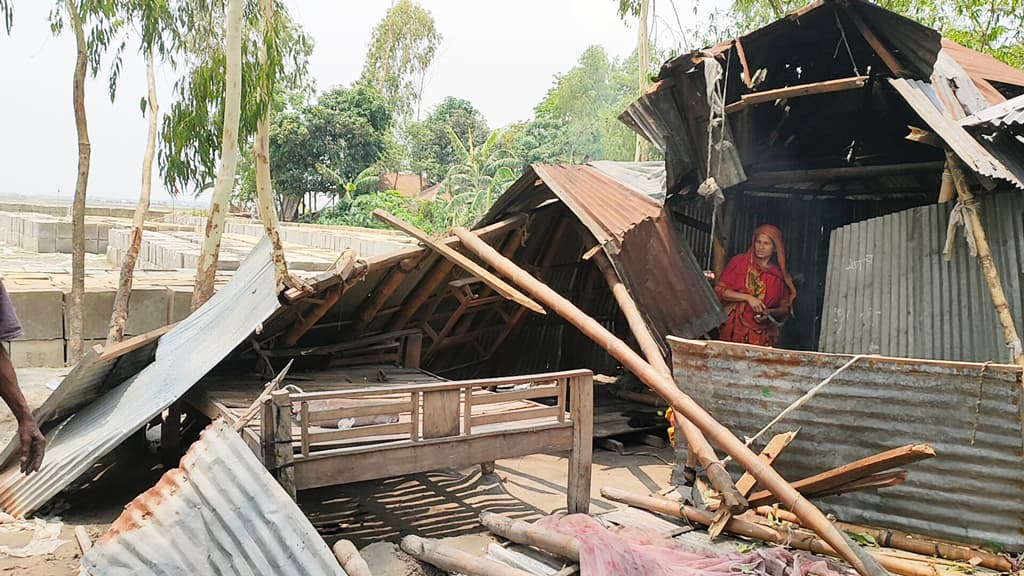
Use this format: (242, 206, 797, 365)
(750, 224, 797, 308)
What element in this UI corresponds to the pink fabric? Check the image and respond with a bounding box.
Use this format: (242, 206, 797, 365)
(534, 514, 847, 576)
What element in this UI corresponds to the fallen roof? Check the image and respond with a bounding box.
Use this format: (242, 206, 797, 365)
(0, 238, 282, 518)
(961, 92, 1024, 128)
(80, 419, 345, 576)
(941, 39, 1024, 105)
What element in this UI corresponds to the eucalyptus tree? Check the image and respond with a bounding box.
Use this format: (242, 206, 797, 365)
(360, 0, 441, 124)
(157, 0, 311, 310)
(107, 0, 178, 344)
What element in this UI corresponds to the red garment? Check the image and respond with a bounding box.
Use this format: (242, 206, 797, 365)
(714, 225, 796, 347)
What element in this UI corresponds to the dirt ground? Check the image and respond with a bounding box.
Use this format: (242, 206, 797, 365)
(0, 369, 676, 575)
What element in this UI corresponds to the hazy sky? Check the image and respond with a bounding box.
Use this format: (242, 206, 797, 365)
(0, 1, 703, 205)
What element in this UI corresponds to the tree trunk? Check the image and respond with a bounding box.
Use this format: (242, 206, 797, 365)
(253, 0, 289, 293)
(190, 0, 244, 311)
(634, 0, 650, 162)
(66, 0, 90, 364)
(107, 49, 158, 344)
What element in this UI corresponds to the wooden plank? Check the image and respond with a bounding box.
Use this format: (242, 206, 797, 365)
(265, 329, 420, 358)
(746, 444, 934, 507)
(289, 370, 591, 400)
(294, 425, 573, 490)
(374, 209, 545, 315)
(725, 76, 868, 114)
(307, 400, 412, 423)
(300, 401, 310, 457)
(410, 391, 421, 441)
(471, 406, 562, 427)
(402, 332, 422, 369)
(463, 388, 473, 436)
(473, 384, 562, 405)
(97, 323, 175, 362)
(422, 389, 461, 438)
(567, 373, 593, 514)
(263, 389, 296, 499)
(307, 422, 410, 444)
(75, 526, 92, 554)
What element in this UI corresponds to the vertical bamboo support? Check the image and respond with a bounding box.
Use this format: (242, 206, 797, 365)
(567, 373, 593, 514)
(452, 226, 887, 576)
(946, 152, 1024, 365)
(263, 389, 296, 499)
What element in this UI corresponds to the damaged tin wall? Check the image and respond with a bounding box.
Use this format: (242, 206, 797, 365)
(820, 191, 1024, 362)
(81, 419, 344, 576)
(670, 336, 1024, 549)
(0, 238, 282, 518)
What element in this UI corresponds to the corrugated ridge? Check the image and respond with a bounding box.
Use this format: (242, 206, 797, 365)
(81, 420, 344, 575)
(670, 337, 1024, 549)
(0, 238, 281, 518)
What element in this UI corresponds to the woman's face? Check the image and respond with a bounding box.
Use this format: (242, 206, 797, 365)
(754, 233, 775, 260)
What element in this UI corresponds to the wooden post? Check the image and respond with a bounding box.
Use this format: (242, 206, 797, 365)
(591, 249, 745, 511)
(451, 226, 887, 576)
(402, 332, 422, 369)
(946, 152, 1024, 365)
(567, 373, 593, 514)
(712, 193, 736, 279)
(262, 389, 296, 499)
(161, 401, 182, 468)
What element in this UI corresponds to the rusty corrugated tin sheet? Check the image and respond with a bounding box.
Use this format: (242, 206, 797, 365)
(942, 39, 1024, 105)
(670, 336, 1024, 549)
(81, 419, 344, 576)
(820, 191, 1024, 363)
(0, 238, 281, 518)
(532, 164, 663, 247)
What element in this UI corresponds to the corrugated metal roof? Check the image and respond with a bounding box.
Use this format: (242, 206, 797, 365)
(81, 419, 345, 576)
(962, 93, 1024, 128)
(942, 39, 1024, 105)
(670, 336, 1024, 549)
(533, 164, 663, 247)
(0, 238, 281, 518)
(587, 161, 666, 202)
(890, 77, 1023, 188)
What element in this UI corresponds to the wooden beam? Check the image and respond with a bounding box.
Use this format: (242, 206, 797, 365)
(281, 283, 343, 347)
(844, 5, 906, 76)
(351, 254, 423, 336)
(262, 389, 296, 499)
(744, 161, 945, 187)
(451, 226, 887, 576)
(375, 210, 544, 315)
(726, 76, 869, 114)
(746, 444, 934, 507)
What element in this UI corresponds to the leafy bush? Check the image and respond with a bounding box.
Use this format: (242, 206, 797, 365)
(316, 190, 452, 234)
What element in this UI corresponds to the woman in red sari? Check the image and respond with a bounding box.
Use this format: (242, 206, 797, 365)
(714, 224, 797, 347)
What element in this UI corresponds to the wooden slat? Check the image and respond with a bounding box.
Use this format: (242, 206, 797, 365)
(300, 401, 310, 457)
(471, 406, 561, 427)
(423, 389, 461, 438)
(463, 388, 473, 436)
(410, 391, 421, 441)
(374, 209, 545, 315)
(307, 422, 411, 444)
(307, 400, 413, 423)
(725, 76, 868, 114)
(472, 385, 562, 405)
(289, 369, 591, 400)
(97, 323, 175, 362)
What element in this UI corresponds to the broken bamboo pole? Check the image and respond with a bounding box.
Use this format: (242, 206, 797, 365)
(592, 248, 745, 512)
(601, 488, 956, 576)
(708, 430, 797, 539)
(332, 540, 372, 576)
(945, 151, 1024, 366)
(401, 535, 533, 576)
(452, 226, 888, 576)
(480, 512, 580, 561)
(752, 507, 1012, 572)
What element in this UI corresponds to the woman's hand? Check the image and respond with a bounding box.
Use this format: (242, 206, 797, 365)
(746, 295, 766, 314)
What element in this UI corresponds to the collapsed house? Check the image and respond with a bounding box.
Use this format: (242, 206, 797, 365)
(620, 0, 1024, 550)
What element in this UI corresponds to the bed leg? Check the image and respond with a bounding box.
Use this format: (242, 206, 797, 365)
(567, 373, 593, 514)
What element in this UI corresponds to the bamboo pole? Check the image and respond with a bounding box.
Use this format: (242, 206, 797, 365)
(601, 488, 956, 576)
(452, 226, 888, 576)
(945, 151, 1024, 365)
(592, 249, 745, 512)
(480, 512, 580, 561)
(752, 507, 1012, 572)
(401, 535, 533, 576)
(332, 540, 372, 576)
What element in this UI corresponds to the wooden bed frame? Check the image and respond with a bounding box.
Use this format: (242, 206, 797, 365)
(188, 332, 594, 514)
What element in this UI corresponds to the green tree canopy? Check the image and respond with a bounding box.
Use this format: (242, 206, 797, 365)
(360, 0, 441, 124)
(407, 96, 490, 184)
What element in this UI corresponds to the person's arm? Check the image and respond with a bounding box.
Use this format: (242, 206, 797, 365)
(719, 288, 766, 313)
(0, 346, 44, 474)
